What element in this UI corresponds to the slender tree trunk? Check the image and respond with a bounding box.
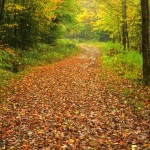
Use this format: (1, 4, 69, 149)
(13, 0, 18, 48)
(122, 0, 129, 50)
(141, 0, 150, 85)
(126, 21, 129, 49)
(0, 0, 5, 23)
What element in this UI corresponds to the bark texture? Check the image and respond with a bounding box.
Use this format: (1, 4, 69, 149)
(141, 0, 150, 85)
(0, 0, 5, 22)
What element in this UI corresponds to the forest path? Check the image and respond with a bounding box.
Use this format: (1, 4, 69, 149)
(0, 45, 149, 149)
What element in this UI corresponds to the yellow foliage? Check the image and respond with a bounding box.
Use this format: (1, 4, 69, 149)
(3, 23, 18, 29)
(33, 0, 63, 26)
(92, 0, 141, 45)
(5, 3, 25, 13)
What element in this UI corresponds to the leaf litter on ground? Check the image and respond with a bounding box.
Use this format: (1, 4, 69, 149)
(0, 45, 150, 150)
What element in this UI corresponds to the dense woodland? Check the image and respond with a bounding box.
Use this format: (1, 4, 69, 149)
(0, 0, 149, 84)
(0, 0, 150, 149)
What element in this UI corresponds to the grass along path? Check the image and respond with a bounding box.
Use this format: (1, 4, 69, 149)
(0, 45, 149, 149)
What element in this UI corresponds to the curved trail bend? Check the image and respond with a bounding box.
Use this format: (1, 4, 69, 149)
(0, 45, 149, 149)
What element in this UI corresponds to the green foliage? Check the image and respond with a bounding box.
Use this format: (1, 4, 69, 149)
(0, 68, 14, 87)
(55, 39, 76, 49)
(98, 42, 123, 54)
(22, 39, 78, 66)
(43, 24, 67, 44)
(0, 39, 79, 86)
(93, 0, 141, 50)
(0, 0, 81, 49)
(0, 48, 14, 71)
(90, 42, 142, 81)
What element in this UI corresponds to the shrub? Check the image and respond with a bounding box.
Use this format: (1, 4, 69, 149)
(87, 41, 142, 81)
(0, 39, 79, 87)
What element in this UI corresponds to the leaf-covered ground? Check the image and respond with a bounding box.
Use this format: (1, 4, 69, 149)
(0, 45, 150, 150)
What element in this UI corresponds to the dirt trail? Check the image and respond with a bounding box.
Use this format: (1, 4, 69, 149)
(78, 45, 100, 68)
(0, 45, 149, 149)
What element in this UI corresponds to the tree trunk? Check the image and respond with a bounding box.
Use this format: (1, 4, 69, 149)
(141, 0, 150, 85)
(0, 0, 5, 23)
(122, 0, 129, 50)
(13, 0, 18, 48)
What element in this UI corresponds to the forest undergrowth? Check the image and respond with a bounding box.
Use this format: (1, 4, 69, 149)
(86, 41, 142, 82)
(0, 39, 80, 97)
